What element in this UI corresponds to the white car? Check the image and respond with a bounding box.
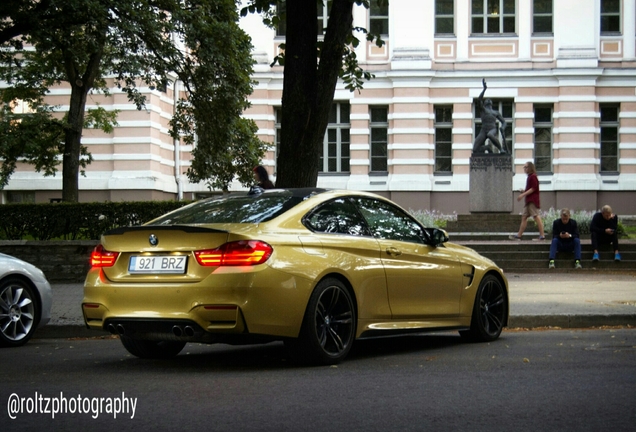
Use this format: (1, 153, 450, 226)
(0, 253, 52, 347)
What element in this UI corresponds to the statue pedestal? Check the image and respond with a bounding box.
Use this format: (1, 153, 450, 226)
(469, 154, 513, 213)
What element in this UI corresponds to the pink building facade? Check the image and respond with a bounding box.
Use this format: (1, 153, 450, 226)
(5, 1, 636, 215)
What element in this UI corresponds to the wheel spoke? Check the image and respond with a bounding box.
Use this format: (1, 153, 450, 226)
(2, 288, 14, 307)
(17, 297, 33, 309)
(21, 312, 34, 321)
(6, 321, 17, 339)
(485, 310, 503, 332)
(1, 320, 11, 333)
(326, 326, 344, 353)
(325, 287, 340, 315)
(331, 310, 352, 325)
(0, 296, 10, 313)
(12, 288, 23, 306)
(316, 302, 326, 324)
(317, 326, 328, 347)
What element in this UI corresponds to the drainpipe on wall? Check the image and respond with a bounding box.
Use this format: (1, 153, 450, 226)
(173, 79, 183, 201)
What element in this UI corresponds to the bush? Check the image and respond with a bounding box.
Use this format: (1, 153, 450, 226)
(0, 201, 192, 240)
(409, 209, 457, 228)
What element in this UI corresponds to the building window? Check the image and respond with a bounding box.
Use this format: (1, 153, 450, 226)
(435, 0, 454, 35)
(6, 191, 35, 203)
(601, 0, 621, 33)
(474, 99, 513, 154)
(600, 104, 619, 173)
(472, 0, 516, 34)
(320, 103, 350, 173)
(274, 107, 282, 173)
(533, 0, 553, 34)
(370, 106, 388, 173)
(434, 106, 453, 173)
(533, 104, 553, 173)
(370, 0, 389, 36)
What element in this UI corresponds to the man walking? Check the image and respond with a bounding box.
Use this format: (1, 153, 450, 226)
(510, 161, 545, 241)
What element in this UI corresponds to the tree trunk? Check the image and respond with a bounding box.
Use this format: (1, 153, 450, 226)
(60, 38, 105, 202)
(275, 0, 354, 188)
(62, 83, 88, 202)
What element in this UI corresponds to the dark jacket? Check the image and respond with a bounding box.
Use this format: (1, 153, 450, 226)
(253, 166, 275, 189)
(552, 219, 579, 240)
(590, 212, 618, 235)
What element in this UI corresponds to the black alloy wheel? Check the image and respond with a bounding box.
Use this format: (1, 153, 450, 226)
(460, 274, 507, 342)
(286, 277, 356, 365)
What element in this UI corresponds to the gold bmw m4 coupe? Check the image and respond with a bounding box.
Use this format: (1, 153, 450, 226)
(83, 188, 508, 364)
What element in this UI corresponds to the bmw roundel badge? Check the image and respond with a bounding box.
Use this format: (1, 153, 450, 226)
(149, 234, 158, 246)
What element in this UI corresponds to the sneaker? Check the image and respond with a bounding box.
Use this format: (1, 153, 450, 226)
(574, 260, 582, 269)
(548, 260, 555, 269)
(615, 253, 622, 262)
(509, 235, 522, 240)
(592, 252, 600, 262)
(532, 236, 546, 241)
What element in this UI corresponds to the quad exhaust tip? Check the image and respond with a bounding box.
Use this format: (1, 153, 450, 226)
(107, 324, 126, 335)
(172, 325, 195, 337)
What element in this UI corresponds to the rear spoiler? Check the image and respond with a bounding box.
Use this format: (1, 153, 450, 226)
(104, 225, 228, 236)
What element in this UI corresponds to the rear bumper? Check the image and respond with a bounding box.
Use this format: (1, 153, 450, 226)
(82, 266, 313, 339)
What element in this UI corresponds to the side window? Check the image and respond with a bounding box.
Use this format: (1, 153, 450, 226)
(369, 0, 389, 37)
(353, 198, 426, 244)
(435, 0, 455, 35)
(600, 104, 619, 173)
(304, 198, 369, 236)
(472, 0, 516, 34)
(533, 104, 553, 173)
(533, 0, 553, 34)
(601, 0, 620, 34)
(370, 106, 388, 173)
(434, 105, 453, 173)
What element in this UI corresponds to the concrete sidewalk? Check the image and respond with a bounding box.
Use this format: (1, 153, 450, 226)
(33, 272, 636, 340)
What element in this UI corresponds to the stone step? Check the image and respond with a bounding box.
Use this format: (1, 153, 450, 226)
(454, 241, 636, 252)
(446, 215, 524, 233)
(454, 239, 636, 273)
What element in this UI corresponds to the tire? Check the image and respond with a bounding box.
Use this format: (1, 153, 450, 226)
(0, 277, 40, 347)
(119, 335, 185, 359)
(460, 274, 507, 342)
(285, 277, 356, 365)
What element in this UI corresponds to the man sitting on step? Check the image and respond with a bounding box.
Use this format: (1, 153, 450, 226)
(548, 208, 582, 269)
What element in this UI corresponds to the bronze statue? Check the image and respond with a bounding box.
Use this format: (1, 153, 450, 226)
(473, 79, 507, 154)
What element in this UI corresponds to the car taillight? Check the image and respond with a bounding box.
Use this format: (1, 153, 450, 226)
(90, 245, 119, 267)
(194, 241, 273, 267)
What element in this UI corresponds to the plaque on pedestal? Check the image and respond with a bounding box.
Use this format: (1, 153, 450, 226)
(469, 154, 513, 213)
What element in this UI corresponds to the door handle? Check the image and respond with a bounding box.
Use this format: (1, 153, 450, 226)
(386, 247, 402, 257)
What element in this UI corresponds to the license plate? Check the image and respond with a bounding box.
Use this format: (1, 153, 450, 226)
(129, 255, 187, 274)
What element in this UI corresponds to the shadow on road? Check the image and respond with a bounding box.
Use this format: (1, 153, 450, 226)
(82, 332, 468, 372)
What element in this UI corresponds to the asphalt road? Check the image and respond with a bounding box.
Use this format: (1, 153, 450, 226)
(2, 329, 635, 431)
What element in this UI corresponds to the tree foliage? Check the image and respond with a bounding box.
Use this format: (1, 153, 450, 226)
(241, 0, 385, 188)
(0, 0, 266, 201)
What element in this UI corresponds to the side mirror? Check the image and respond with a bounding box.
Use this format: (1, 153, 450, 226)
(428, 228, 449, 246)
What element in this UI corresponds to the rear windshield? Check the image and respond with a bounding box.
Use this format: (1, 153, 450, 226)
(148, 191, 303, 225)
